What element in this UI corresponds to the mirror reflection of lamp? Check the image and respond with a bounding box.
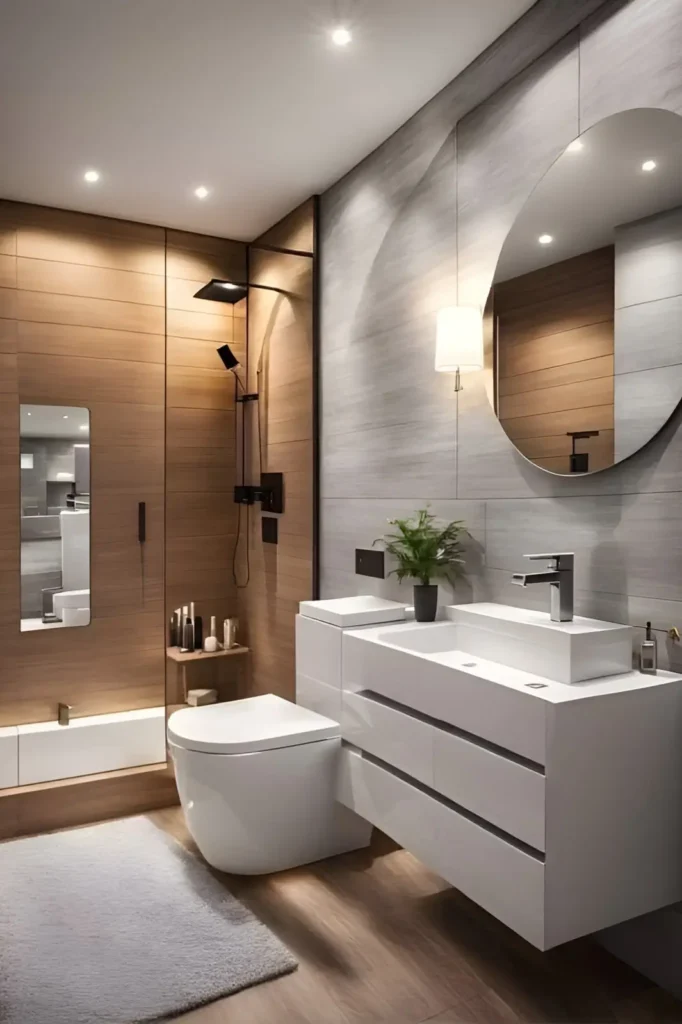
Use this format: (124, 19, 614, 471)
(434, 306, 484, 392)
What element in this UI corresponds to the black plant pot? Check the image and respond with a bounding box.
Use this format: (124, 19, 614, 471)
(413, 584, 438, 622)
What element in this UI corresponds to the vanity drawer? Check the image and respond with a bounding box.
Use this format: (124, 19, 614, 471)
(342, 689, 546, 852)
(342, 690, 433, 788)
(337, 747, 545, 949)
(342, 632, 547, 764)
(432, 729, 545, 852)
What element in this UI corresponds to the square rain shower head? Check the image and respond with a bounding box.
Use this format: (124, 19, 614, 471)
(194, 279, 248, 304)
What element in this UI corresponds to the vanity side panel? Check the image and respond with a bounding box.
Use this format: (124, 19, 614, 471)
(544, 683, 682, 948)
(295, 614, 343, 719)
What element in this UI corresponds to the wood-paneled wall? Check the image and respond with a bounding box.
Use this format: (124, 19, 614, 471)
(165, 229, 245, 706)
(238, 200, 315, 699)
(494, 246, 615, 472)
(0, 200, 166, 726)
(0, 200, 246, 725)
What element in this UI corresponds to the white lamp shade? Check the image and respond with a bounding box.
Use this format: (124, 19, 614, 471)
(435, 306, 483, 373)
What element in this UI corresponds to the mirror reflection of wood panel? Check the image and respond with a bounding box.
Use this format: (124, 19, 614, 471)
(494, 247, 615, 473)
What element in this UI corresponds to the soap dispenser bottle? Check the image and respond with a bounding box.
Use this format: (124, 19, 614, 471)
(640, 622, 658, 675)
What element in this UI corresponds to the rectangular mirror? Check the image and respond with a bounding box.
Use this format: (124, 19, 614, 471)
(20, 404, 91, 631)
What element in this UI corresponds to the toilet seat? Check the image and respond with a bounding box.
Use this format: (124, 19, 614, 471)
(167, 693, 339, 755)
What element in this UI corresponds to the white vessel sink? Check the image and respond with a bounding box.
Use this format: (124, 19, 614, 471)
(445, 603, 632, 684)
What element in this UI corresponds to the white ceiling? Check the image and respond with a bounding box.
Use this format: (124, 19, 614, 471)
(0, 0, 534, 241)
(21, 405, 90, 441)
(495, 108, 682, 282)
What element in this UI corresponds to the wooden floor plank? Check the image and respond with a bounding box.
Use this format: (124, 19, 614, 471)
(148, 808, 682, 1024)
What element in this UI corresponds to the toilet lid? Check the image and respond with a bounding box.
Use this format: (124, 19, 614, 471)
(167, 693, 340, 754)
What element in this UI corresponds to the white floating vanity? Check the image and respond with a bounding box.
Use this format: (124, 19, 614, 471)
(296, 598, 682, 951)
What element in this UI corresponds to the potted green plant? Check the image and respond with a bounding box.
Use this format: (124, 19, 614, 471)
(375, 508, 468, 622)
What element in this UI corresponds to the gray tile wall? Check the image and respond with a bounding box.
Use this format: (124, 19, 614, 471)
(319, 0, 682, 972)
(614, 207, 682, 460)
(320, 0, 682, 648)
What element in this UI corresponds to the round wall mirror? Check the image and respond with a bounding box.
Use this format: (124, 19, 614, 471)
(487, 107, 682, 475)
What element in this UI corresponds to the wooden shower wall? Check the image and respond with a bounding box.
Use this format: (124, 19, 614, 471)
(164, 229, 245, 705)
(238, 199, 315, 700)
(0, 200, 244, 726)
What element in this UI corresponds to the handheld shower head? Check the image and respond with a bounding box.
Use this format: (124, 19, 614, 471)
(216, 344, 240, 371)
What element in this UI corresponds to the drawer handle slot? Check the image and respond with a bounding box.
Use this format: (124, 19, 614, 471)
(356, 689, 545, 775)
(354, 747, 546, 863)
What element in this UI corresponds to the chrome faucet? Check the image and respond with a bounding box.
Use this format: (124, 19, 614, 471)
(511, 553, 574, 622)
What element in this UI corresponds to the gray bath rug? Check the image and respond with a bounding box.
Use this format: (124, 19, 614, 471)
(0, 816, 297, 1023)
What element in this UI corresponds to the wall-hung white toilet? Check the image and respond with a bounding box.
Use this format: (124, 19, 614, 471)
(168, 694, 372, 875)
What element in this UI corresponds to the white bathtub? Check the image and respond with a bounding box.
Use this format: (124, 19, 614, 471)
(0, 706, 167, 788)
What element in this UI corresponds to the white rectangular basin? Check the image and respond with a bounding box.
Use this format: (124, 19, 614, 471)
(376, 623, 459, 654)
(299, 596, 406, 628)
(17, 706, 166, 785)
(0, 726, 19, 789)
(446, 603, 632, 684)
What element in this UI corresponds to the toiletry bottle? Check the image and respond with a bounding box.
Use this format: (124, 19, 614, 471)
(204, 615, 219, 653)
(183, 605, 194, 653)
(224, 617, 237, 649)
(193, 601, 203, 650)
(640, 621, 658, 675)
(179, 606, 190, 652)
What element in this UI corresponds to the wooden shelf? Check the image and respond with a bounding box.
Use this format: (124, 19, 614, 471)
(166, 645, 249, 663)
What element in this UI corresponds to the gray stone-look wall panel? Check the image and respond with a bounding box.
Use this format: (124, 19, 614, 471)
(456, 35, 580, 309)
(485, 492, 682, 603)
(615, 206, 682, 309)
(614, 365, 682, 462)
(477, 565, 682, 639)
(320, 0, 682, 564)
(322, 420, 457, 501)
(320, 497, 485, 606)
(580, 0, 682, 129)
(321, 118, 457, 356)
(615, 296, 682, 374)
(322, 317, 458, 441)
(613, 206, 682, 461)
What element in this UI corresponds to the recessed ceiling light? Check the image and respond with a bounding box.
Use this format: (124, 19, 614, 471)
(538, 234, 553, 245)
(79, 424, 88, 431)
(331, 26, 352, 46)
(642, 159, 657, 172)
(83, 169, 100, 183)
(194, 186, 209, 199)
(566, 139, 583, 152)
(63, 415, 69, 420)
(219, 282, 239, 290)
(26, 412, 31, 416)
